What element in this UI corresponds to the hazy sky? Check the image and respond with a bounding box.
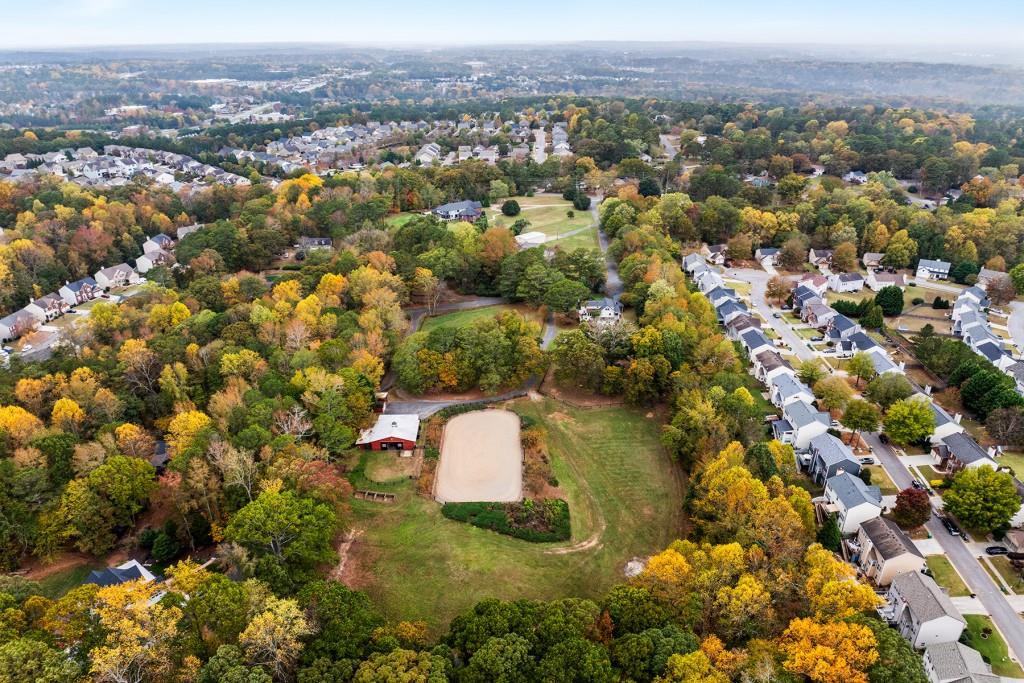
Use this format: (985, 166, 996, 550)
(3, 0, 1023, 49)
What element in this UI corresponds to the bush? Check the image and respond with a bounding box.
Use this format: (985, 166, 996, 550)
(442, 499, 570, 542)
(501, 200, 521, 217)
(908, 185, 919, 193)
(573, 195, 591, 211)
(912, 297, 924, 305)
(932, 297, 950, 309)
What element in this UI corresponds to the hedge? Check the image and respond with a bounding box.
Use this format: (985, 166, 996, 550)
(442, 499, 570, 542)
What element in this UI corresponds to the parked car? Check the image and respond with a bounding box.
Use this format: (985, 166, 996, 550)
(941, 517, 962, 537)
(879, 433, 890, 444)
(858, 456, 876, 465)
(985, 546, 1009, 556)
(810, 335, 824, 342)
(772, 312, 782, 319)
(911, 480, 924, 490)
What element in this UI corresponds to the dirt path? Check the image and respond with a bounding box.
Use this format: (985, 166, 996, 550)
(330, 529, 363, 581)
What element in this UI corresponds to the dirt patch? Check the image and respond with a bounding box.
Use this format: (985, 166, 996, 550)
(549, 411, 576, 425)
(366, 452, 421, 482)
(21, 552, 92, 580)
(330, 529, 363, 581)
(435, 409, 523, 503)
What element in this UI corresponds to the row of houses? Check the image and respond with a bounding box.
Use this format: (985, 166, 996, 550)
(951, 283, 1024, 393)
(0, 226, 201, 343)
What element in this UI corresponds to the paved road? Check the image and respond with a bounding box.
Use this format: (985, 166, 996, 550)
(724, 268, 816, 362)
(1008, 301, 1024, 357)
(865, 431, 1024, 662)
(593, 197, 622, 299)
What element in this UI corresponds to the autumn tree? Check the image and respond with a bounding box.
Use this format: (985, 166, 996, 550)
(847, 352, 876, 388)
(944, 466, 1021, 532)
(239, 597, 313, 681)
(841, 400, 880, 441)
(779, 618, 878, 683)
(883, 399, 935, 447)
(892, 487, 931, 529)
(765, 276, 794, 306)
(89, 580, 181, 683)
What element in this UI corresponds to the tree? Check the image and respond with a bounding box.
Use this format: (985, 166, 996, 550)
(865, 373, 913, 409)
(501, 200, 521, 217)
(550, 330, 606, 391)
(841, 400, 879, 440)
(873, 286, 904, 316)
(1009, 263, 1024, 295)
(778, 237, 808, 271)
(536, 637, 615, 683)
(779, 618, 878, 683)
(860, 304, 884, 330)
(882, 230, 917, 268)
(986, 407, 1024, 449)
(239, 597, 313, 681)
(852, 616, 927, 683)
(765, 276, 794, 306)
(847, 352, 876, 388)
(814, 376, 854, 412)
(543, 279, 590, 315)
(892, 487, 931, 529)
(944, 466, 1021, 533)
(797, 360, 827, 386)
(831, 242, 857, 272)
(461, 633, 534, 683)
(89, 580, 181, 683)
(726, 234, 753, 261)
(0, 638, 80, 683)
(300, 580, 383, 661)
(883, 399, 935, 446)
(987, 275, 1017, 306)
(816, 514, 841, 552)
(354, 649, 448, 683)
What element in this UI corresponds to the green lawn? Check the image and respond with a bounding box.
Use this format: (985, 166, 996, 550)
(925, 555, 971, 597)
(962, 614, 1024, 677)
(419, 305, 541, 333)
(865, 465, 899, 495)
(37, 564, 97, 599)
(998, 452, 1024, 479)
(989, 556, 1024, 593)
(386, 212, 420, 228)
(346, 399, 685, 633)
(486, 197, 597, 250)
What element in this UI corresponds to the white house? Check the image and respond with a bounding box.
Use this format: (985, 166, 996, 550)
(142, 233, 174, 254)
(853, 516, 925, 586)
(918, 396, 964, 444)
(94, 263, 139, 290)
(808, 433, 861, 484)
(59, 277, 99, 306)
(823, 472, 882, 534)
(579, 298, 622, 324)
(916, 259, 952, 281)
(755, 247, 779, 267)
(682, 252, 707, 274)
(923, 642, 999, 683)
(135, 248, 174, 274)
(866, 271, 906, 291)
(772, 400, 830, 449)
(882, 571, 966, 649)
(828, 272, 865, 293)
(739, 328, 774, 358)
(808, 248, 833, 267)
(799, 274, 828, 297)
(23, 292, 69, 322)
(769, 372, 814, 409)
(0, 309, 38, 342)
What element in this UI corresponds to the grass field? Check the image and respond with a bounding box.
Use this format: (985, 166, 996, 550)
(925, 555, 971, 597)
(962, 614, 1024, 677)
(865, 465, 899, 495)
(486, 197, 599, 251)
(345, 398, 685, 632)
(989, 556, 1024, 593)
(37, 564, 96, 599)
(419, 304, 541, 333)
(997, 452, 1024, 478)
(386, 212, 420, 228)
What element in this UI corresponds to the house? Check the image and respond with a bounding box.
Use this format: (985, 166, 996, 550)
(682, 252, 707, 274)
(724, 313, 760, 341)
(694, 269, 725, 293)
(803, 302, 837, 328)
(773, 400, 830, 449)
(922, 642, 999, 683)
(828, 271, 865, 293)
(433, 200, 483, 222)
(705, 285, 737, 308)
(706, 244, 727, 265)
(754, 350, 793, 385)
(356, 414, 420, 451)
(799, 274, 828, 297)
(84, 559, 157, 587)
(976, 267, 1005, 290)
(1006, 362, 1024, 395)
(959, 286, 989, 307)
(297, 237, 333, 254)
(974, 340, 1014, 371)
(739, 328, 773, 357)
(883, 571, 966, 649)
(862, 252, 884, 269)
(792, 285, 824, 313)
(94, 263, 139, 290)
(843, 170, 869, 184)
(823, 472, 882, 534)
(866, 271, 906, 291)
(755, 247, 779, 267)
(916, 259, 952, 281)
(135, 248, 174, 274)
(0, 309, 38, 342)
(24, 293, 69, 321)
(848, 331, 881, 354)
(808, 433, 861, 484)
(60, 277, 99, 306)
(579, 298, 623, 324)
(769, 372, 814, 408)
(853, 516, 925, 586)
(825, 314, 860, 341)
(866, 347, 904, 375)
(932, 432, 999, 472)
(921, 397, 964, 444)
(142, 233, 174, 254)
(716, 299, 749, 325)
(808, 248, 833, 267)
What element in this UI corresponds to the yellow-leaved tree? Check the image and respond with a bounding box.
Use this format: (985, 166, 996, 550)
(779, 617, 878, 683)
(89, 580, 181, 683)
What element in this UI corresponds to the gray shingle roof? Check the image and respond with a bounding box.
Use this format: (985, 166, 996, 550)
(925, 642, 997, 683)
(941, 433, 992, 466)
(772, 373, 810, 399)
(811, 433, 855, 466)
(918, 258, 951, 273)
(827, 471, 881, 509)
(788, 401, 830, 429)
(891, 570, 965, 624)
(861, 516, 923, 560)
(740, 328, 771, 350)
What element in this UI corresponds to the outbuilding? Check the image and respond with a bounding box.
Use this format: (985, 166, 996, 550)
(356, 414, 420, 451)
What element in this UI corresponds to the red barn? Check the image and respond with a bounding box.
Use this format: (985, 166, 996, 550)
(356, 414, 419, 451)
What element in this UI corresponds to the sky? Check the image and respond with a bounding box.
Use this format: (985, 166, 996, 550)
(2, 0, 1023, 50)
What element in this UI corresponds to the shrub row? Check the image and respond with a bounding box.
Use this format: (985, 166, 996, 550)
(441, 499, 570, 542)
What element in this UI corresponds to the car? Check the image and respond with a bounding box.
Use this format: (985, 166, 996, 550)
(879, 433, 890, 444)
(941, 517, 962, 537)
(830, 419, 841, 428)
(810, 335, 824, 342)
(21, 344, 33, 351)
(985, 546, 1009, 556)
(772, 312, 782, 319)
(911, 480, 924, 490)
(858, 456, 876, 465)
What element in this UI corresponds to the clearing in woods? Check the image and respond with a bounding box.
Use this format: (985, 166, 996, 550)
(343, 397, 685, 633)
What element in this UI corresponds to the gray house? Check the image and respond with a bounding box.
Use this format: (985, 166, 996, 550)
(808, 433, 861, 483)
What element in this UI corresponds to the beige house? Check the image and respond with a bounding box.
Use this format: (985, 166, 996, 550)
(853, 516, 925, 586)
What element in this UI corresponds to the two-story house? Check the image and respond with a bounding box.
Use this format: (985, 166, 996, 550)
(769, 372, 814, 409)
(24, 292, 69, 322)
(932, 432, 999, 473)
(823, 471, 882, 534)
(808, 433, 861, 484)
(59, 277, 99, 306)
(578, 298, 623, 324)
(923, 642, 999, 683)
(94, 263, 139, 290)
(882, 571, 966, 649)
(854, 516, 925, 586)
(828, 272, 865, 293)
(772, 400, 830, 449)
(916, 259, 952, 281)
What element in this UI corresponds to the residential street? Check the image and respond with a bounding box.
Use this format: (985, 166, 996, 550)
(724, 268, 817, 361)
(1008, 300, 1024, 356)
(864, 431, 1024, 663)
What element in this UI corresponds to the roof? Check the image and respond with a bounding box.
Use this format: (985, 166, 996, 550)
(863, 252, 884, 264)
(740, 328, 771, 350)
(63, 276, 97, 292)
(683, 253, 706, 269)
(848, 331, 878, 351)
(0, 308, 37, 327)
(772, 373, 810, 399)
(756, 350, 788, 373)
(583, 298, 622, 312)
(978, 267, 1003, 282)
(891, 571, 965, 624)
(810, 433, 856, 467)
(925, 642, 998, 683)
(827, 471, 881, 509)
(84, 559, 156, 587)
(801, 274, 827, 287)
(717, 300, 748, 317)
(974, 340, 1006, 363)
(97, 263, 133, 277)
(1007, 362, 1024, 384)
(918, 258, 952, 273)
(867, 348, 898, 374)
(793, 285, 820, 302)
(771, 418, 793, 438)
(756, 247, 779, 258)
(861, 516, 923, 560)
(356, 414, 420, 445)
(963, 285, 989, 302)
(837, 272, 864, 282)
(927, 398, 956, 427)
(941, 433, 992, 466)
(787, 400, 830, 429)
(725, 313, 760, 333)
(828, 314, 859, 335)
(434, 200, 482, 215)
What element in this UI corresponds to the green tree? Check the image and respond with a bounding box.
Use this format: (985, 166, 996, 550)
(861, 304, 884, 330)
(797, 360, 827, 386)
(461, 633, 534, 683)
(354, 649, 448, 683)
(0, 638, 81, 683)
(299, 580, 383, 661)
(199, 645, 272, 683)
(883, 399, 935, 447)
(841, 400, 880, 441)
(536, 638, 615, 683)
(550, 330, 606, 391)
(847, 352, 877, 388)
(882, 230, 917, 268)
(601, 585, 667, 637)
(944, 466, 1021, 533)
(1009, 263, 1024, 295)
(543, 279, 590, 315)
(817, 514, 842, 552)
(501, 200, 521, 217)
(874, 286, 904, 316)
(866, 373, 914, 409)
(814, 376, 854, 412)
(852, 616, 928, 683)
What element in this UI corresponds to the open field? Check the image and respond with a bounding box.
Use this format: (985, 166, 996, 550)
(386, 212, 420, 228)
(419, 304, 541, 333)
(962, 614, 1024, 677)
(486, 197, 598, 251)
(344, 398, 685, 632)
(435, 410, 522, 503)
(925, 555, 971, 597)
(998, 452, 1024, 477)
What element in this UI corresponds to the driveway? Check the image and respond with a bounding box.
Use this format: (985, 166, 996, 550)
(593, 197, 622, 299)
(864, 431, 1024, 662)
(724, 268, 816, 362)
